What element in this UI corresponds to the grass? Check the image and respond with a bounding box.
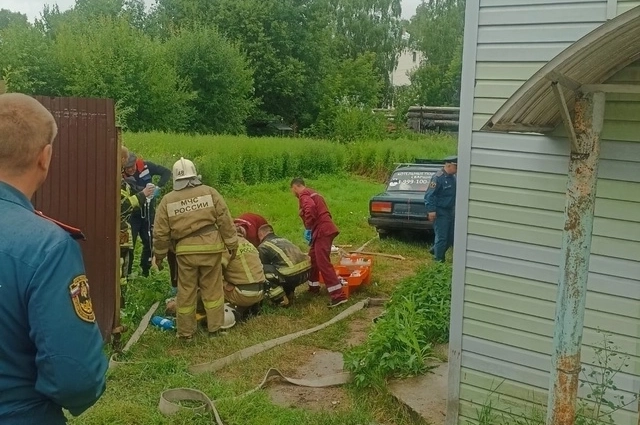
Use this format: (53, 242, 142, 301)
(124, 132, 457, 186)
(345, 262, 453, 389)
(73, 173, 444, 425)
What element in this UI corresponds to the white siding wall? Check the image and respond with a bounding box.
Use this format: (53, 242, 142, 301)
(619, 0, 640, 14)
(391, 49, 423, 87)
(453, 1, 640, 424)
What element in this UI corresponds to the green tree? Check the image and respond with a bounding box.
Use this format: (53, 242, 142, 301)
(403, 0, 465, 107)
(329, 0, 403, 100)
(0, 9, 28, 31)
(53, 16, 194, 131)
(313, 53, 386, 141)
(0, 22, 65, 95)
(164, 26, 255, 134)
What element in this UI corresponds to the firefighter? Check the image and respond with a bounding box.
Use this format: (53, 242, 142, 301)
(233, 212, 268, 248)
(119, 147, 153, 307)
(290, 177, 347, 308)
(257, 224, 312, 303)
(222, 226, 266, 318)
(0, 93, 107, 424)
(122, 150, 171, 277)
(152, 158, 238, 339)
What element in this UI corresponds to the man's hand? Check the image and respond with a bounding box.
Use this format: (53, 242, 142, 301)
(428, 212, 436, 221)
(141, 185, 155, 198)
(228, 247, 237, 262)
(153, 256, 164, 271)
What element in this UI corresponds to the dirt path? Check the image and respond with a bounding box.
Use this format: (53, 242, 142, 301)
(266, 305, 382, 412)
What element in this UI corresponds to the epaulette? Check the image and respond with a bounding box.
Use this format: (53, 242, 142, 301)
(435, 170, 444, 177)
(34, 210, 86, 241)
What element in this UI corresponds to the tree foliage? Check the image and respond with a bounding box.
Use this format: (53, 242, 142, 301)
(399, 0, 465, 109)
(53, 16, 194, 131)
(164, 26, 255, 134)
(0, 9, 28, 30)
(0, 0, 462, 136)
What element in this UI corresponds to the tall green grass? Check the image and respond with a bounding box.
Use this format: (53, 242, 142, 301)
(344, 262, 453, 389)
(124, 132, 457, 186)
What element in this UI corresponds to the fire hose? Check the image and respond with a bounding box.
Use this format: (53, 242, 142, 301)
(110, 298, 383, 425)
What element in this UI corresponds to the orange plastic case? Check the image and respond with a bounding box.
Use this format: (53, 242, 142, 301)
(319, 254, 373, 298)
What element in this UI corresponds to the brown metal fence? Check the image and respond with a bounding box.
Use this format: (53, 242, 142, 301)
(32, 96, 119, 340)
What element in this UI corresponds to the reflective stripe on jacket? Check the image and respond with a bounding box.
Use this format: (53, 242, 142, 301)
(258, 233, 312, 276)
(222, 237, 265, 285)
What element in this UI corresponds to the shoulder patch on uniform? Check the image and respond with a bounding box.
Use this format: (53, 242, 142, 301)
(69, 275, 95, 323)
(429, 181, 437, 188)
(435, 170, 444, 177)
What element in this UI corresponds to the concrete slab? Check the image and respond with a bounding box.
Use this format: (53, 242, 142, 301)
(388, 363, 448, 425)
(267, 349, 348, 412)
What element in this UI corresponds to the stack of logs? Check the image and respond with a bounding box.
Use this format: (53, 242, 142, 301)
(407, 106, 459, 133)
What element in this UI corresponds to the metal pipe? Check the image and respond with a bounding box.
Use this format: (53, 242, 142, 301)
(546, 91, 605, 425)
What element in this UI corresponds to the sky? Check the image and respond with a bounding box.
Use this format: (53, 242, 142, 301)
(4, 0, 424, 22)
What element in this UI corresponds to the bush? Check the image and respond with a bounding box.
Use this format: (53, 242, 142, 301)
(53, 16, 194, 132)
(331, 104, 388, 143)
(344, 262, 452, 389)
(164, 26, 256, 135)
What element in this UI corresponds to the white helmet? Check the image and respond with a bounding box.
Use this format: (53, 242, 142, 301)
(221, 304, 238, 329)
(172, 157, 198, 190)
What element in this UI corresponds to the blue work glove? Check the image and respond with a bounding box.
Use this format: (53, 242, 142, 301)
(303, 229, 312, 244)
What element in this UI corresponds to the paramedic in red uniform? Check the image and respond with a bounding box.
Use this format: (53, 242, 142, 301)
(234, 213, 268, 248)
(290, 178, 347, 308)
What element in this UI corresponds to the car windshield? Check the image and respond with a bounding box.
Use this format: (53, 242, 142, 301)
(386, 170, 436, 192)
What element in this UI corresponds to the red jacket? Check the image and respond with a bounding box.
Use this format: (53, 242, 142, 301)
(297, 189, 339, 238)
(234, 213, 268, 248)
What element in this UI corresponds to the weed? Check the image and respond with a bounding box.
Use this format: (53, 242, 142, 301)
(345, 262, 452, 388)
(468, 381, 505, 425)
(124, 132, 457, 187)
(576, 331, 638, 425)
(470, 332, 637, 425)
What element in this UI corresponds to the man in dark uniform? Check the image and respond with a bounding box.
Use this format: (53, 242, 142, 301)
(257, 224, 312, 303)
(424, 156, 457, 262)
(0, 93, 107, 424)
(122, 151, 171, 277)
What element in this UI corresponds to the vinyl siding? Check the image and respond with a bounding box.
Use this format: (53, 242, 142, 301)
(618, 0, 640, 14)
(456, 3, 640, 424)
(459, 134, 640, 425)
(473, 1, 640, 134)
(473, 0, 607, 131)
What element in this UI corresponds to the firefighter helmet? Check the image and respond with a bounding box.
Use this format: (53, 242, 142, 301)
(172, 157, 198, 190)
(221, 304, 239, 329)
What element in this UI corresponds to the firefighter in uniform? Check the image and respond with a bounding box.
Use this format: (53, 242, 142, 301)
(290, 177, 347, 308)
(153, 157, 238, 339)
(233, 212, 268, 248)
(424, 156, 457, 262)
(119, 147, 153, 307)
(257, 224, 312, 303)
(0, 93, 107, 424)
(222, 226, 266, 318)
